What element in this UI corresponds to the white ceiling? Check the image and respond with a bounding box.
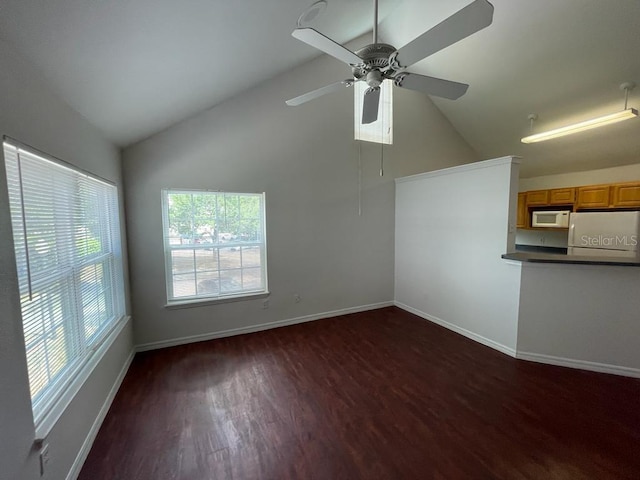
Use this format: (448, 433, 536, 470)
(1, 0, 639, 177)
(0, 0, 397, 146)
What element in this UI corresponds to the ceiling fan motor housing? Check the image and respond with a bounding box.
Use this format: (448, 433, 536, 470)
(352, 43, 397, 85)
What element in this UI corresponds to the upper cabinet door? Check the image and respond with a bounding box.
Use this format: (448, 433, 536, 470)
(611, 182, 640, 208)
(526, 190, 549, 206)
(576, 185, 611, 209)
(549, 187, 575, 205)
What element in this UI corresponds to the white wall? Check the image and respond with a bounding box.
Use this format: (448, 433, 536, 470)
(394, 157, 522, 355)
(517, 263, 640, 376)
(0, 38, 133, 480)
(519, 162, 640, 191)
(122, 36, 478, 348)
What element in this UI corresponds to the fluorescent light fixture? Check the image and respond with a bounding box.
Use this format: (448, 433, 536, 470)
(521, 108, 638, 144)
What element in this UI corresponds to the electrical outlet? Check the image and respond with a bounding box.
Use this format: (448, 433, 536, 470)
(262, 299, 269, 309)
(39, 443, 50, 476)
(294, 294, 301, 304)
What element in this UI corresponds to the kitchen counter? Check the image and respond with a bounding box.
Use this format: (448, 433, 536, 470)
(502, 251, 640, 267)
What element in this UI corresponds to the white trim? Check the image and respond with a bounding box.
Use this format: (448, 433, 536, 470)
(516, 351, 640, 379)
(395, 156, 521, 184)
(35, 315, 132, 440)
(394, 301, 517, 357)
(65, 348, 135, 480)
(165, 291, 270, 309)
(136, 301, 394, 352)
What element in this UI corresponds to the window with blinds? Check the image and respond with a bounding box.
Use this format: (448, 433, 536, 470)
(3, 141, 125, 424)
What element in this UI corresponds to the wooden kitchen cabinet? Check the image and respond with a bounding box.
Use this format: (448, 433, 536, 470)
(611, 182, 640, 207)
(549, 187, 575, 205)
(517, 192, 527, 228)
(526, 190, 550, 206)
(521, 180, 640, 215)
(576, 185, 611, 209)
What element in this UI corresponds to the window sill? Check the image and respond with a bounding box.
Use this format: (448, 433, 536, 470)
(165, 291, 270, 310)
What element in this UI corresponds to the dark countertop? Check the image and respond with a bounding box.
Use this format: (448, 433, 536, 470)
(502, 251, 640, 267)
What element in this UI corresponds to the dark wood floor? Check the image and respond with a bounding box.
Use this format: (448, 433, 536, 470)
(79, 307, 640, 480)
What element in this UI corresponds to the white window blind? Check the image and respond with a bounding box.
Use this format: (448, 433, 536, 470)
(3, 141, 125, 424)
(162, 190, 267, 304)
(354, 79, 393, 144)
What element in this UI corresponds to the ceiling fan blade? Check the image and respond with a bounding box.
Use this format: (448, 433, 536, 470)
(362, 87, 381, 124)
(394, 73, 469, 100)
(292, 28, 363, 65)
(391, 0, 494, 69)
(286, 80, 354, 106)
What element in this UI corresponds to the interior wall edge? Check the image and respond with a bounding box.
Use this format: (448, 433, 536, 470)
(395, 155, 520, 185)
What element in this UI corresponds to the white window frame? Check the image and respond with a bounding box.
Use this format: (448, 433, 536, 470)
(3, 139, 127, 438)
(161, 189, 268, 306)
(354, 79, 393, 144)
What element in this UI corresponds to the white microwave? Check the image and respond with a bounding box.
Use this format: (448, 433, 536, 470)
(531, 210, 570, 228)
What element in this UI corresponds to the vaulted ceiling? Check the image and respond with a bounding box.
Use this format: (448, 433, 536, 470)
(1, 0, 639, 177)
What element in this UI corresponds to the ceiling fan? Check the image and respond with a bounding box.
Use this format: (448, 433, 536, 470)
(286, 0, 494, 124)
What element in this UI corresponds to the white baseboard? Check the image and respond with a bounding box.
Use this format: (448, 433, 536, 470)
(394, 301, 517, 357)
(66, 349, 136, 480)
(516, 351, 640, 379)
(136, 301, 395, 352)
(393, 302, 640, 378)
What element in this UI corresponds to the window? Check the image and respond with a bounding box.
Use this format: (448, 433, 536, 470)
(354, 79, 393, 144)
(3, 141, 125, 425)
(162, 190, 267, 304)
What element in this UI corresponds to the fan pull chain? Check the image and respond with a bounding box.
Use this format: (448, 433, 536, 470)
(358, 141, 362, 216)
(380, 143, 384, 177)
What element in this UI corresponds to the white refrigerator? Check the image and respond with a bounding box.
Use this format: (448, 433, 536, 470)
(568, 211, 640, 258)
